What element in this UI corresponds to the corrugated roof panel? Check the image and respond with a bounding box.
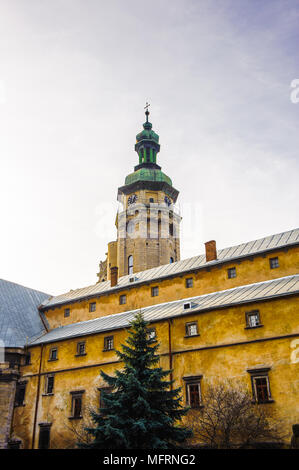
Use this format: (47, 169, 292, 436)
(41, 228, 299, 309)
(0, 279, 50, 348)
(286, 229, 299, 244)
(30, 275, 299, 345)
(266, 232, 284, 249)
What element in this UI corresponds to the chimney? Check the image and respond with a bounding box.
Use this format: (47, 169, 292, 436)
(205, 240, 217, 262)
(110, 266, 118, 287)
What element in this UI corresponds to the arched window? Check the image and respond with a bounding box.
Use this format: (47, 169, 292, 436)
(128, 255, 133, 275)
(170, 257, 174, 264)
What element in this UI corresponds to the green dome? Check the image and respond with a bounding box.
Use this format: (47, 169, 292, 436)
(125, 168, 172, 186)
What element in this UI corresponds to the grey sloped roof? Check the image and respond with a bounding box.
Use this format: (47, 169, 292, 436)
(41, 228, 299, 309)
(0, 279, 50, 348)
(30, 275, 299, 346)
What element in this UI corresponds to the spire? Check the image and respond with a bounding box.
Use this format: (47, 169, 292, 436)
(135, 103, 160, 168)
(144, 101, 150, 122)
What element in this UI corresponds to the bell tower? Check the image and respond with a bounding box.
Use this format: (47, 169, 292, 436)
(113, 105, 181, 278)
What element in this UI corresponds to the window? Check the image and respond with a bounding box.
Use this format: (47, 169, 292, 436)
(89, 302, 96, 312)
(170, 257, 174, 264)
(246, 310, 262, 328)
(248, 368, 273, 404)
(128, 255, 133, 275)
(151, 286, 159, 297)
(228, 267, 236, 279)
(186, 278, 193, 288)
(147, 328, 157, 341)
(269, 257, 279, 269)
(185, 322, 198, 337)
(15, 382, 26, 406)
(45, 375, 54, 395)
(184, 302, 191, 310)
(76, 342, 86, 356)
(104, 336, 114, 351)
(38, 424, 51, 449)
(49, 347, 58, 361)
(70, 391, 84, 418)
(119, 294, 127, 305)
(24, 352, 31, 365)
(149, 197, 154, 203)
(64, 308, 70, 318)
(169, 223, 174, 236)
(183, 376, 203, 408)
(99, 387, 114, 409)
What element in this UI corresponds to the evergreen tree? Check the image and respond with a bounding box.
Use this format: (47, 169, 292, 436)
(81, 312, 192, 449)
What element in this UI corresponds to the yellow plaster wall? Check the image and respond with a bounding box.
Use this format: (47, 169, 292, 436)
(44, 246, 299, 329)
(13, 295, 299, 448)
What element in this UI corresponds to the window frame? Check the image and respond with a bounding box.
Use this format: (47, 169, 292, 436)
(119, 294, 127, 305)
(183, 375, 203, 409)
(185, 277, 194, 288)
(146, 327, 157, 341)
(15, 381, 27, 407)
(64, 308, 70, 318)
(227, 267, 237, 279)
(103, 336, 114, 351)
(269, 257, 279, 269)
(185, 321, 199, 337)
(151, 286, 159, 297)
(89, 302, 96, 313)
(245, 310, 263, 329)
(69, 390, 85, 419)
(45, 375, 55, 395)
(38, 423, 52, 449)
(76, 341, 86, 356)
(247, 368, 274, 404)
(48, 347, 58, 361)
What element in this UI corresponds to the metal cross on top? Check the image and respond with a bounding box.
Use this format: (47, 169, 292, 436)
(144, 101, 150, 121)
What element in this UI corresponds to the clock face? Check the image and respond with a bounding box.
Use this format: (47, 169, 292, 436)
(128, 194, 137, 205)
(164, 196, 172, 207)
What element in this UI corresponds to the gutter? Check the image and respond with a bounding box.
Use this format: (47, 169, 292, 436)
(31, 343, 44, 449)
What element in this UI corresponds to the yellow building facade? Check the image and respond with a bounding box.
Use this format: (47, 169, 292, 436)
(6, 111, 299, 449)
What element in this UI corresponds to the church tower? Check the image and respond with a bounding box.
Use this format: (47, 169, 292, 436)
(98, 106, 181, 282)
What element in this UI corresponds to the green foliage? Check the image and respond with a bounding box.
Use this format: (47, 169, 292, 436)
(80, 312, 192, 449)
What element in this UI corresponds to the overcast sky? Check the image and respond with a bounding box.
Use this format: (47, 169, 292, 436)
(0, 0, 298, 295)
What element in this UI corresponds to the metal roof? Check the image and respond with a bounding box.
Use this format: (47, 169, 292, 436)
(0, 279, 50, 348)
(30, 275, 299, 346)
(41, 228, 299, 309)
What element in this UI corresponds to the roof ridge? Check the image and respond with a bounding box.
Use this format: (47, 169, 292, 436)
(0, 278, 50, 297)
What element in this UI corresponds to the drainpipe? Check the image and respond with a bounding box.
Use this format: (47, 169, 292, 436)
(31, 343, 44, 449)
(168, 319, 173, 391)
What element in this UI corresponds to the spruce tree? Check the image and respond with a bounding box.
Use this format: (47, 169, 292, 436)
(81, 312, 192, 449)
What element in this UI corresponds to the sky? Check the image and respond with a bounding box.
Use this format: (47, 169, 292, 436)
(0, 0, 298, 295)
